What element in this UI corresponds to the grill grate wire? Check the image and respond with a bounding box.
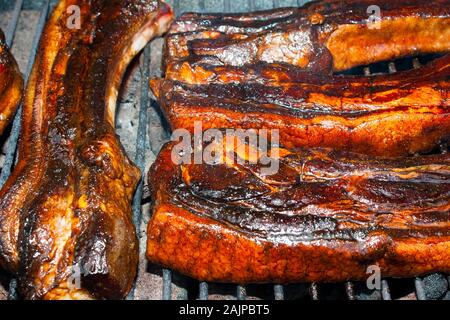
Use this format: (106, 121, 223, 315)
(381, 280, 392, 300)
(2, 0, 53, 300)
(4, 0, 23, 47)
(0, 0, 448, 301)
(237, 285, 247, 300)
(126, 44, 153, 301)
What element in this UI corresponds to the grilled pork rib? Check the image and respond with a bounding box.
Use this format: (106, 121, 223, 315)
(153, 0, 450, 156)
(151, 54, 450, 157)
(0, 30, 23, 136)
(0, 0, 173, 299)
(165, 0, 450, 72)
(147, 138, 450, 283)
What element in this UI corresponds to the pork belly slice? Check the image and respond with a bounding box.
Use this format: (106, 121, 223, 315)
(147, 138, 450, 283)
(165, 0, 450, 72)
(151, 55, 450, 157)
(0, 29, 23, 135)
(0, 0, 174, 300)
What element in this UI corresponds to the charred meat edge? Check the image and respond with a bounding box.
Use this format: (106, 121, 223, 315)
(0, 0, 174, 300)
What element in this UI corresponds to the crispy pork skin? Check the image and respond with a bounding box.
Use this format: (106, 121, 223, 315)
(0, 29, 23, 135)
(0, 0, 174, 300)
(147, 139, 450, 283)
(165, 0, 450, 72)
(151, 55, 450, 157)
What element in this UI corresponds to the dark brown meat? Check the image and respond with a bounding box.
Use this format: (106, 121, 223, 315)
(165, 0, 450, 72)
(0, 0, 174, 300)
(147, 137, 450, 283)
(151, 54, 450, 157)
(153, 0, 450, 157)
(0, 29, 23, 135)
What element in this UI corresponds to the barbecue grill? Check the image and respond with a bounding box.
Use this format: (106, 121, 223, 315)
(0, 0, 449, 301)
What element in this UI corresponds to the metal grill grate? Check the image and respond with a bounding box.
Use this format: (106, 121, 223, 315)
(0, 0, 449, 301)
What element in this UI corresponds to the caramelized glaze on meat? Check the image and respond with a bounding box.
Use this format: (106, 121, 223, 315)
(0, 29, 23, 135)
(165, 0, 450, 72)
(147, 138, 450, 283)
(151, 54, 450, 157)
(153, 0, 450, 156)
(0, 0, 174, 300)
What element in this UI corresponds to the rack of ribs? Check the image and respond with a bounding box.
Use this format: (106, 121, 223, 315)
(147, 137, 450, 283)
(0, 29, 23, 136)
(152, 0, 450, 156)
(0, 0, 174, 300)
